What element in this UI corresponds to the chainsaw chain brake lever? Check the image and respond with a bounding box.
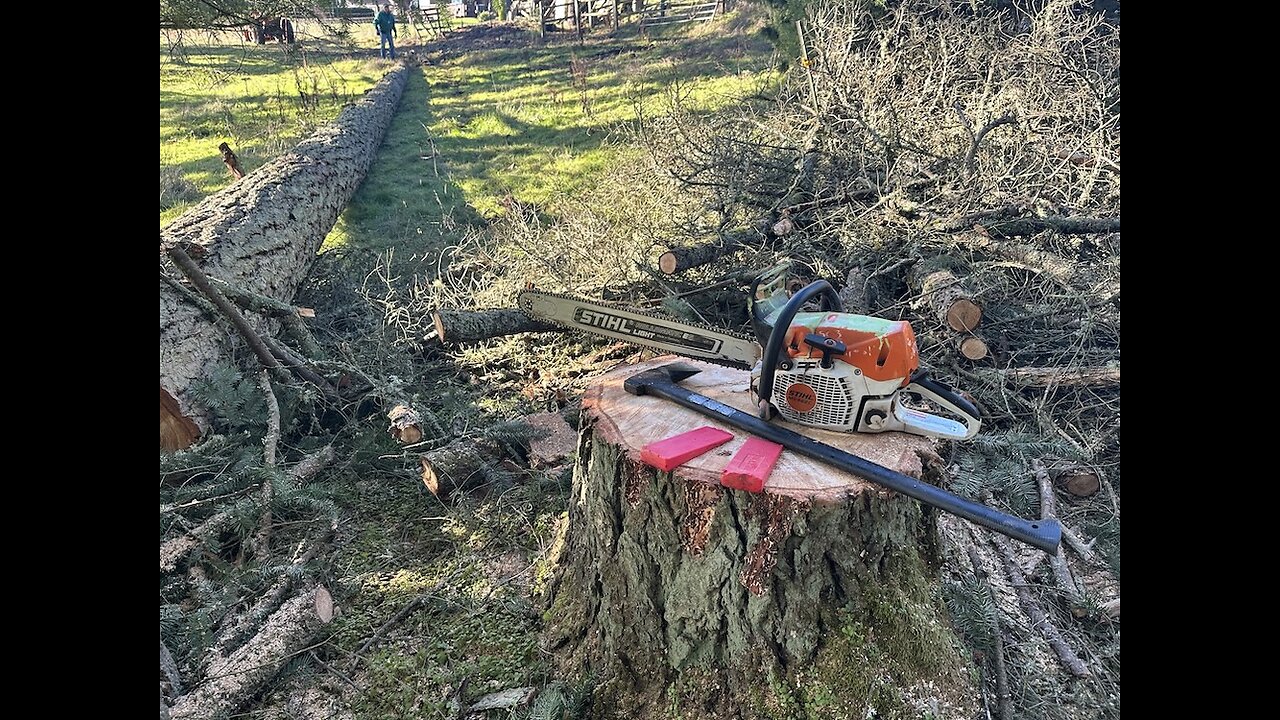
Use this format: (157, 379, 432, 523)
(892, 370, 983, 441)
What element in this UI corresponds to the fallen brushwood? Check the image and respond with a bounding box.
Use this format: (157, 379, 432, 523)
(990, 534, 1090, 678)
(170, 586, 335, 720)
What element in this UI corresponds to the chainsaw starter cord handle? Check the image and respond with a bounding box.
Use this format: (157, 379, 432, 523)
(757, 280, 843, 407)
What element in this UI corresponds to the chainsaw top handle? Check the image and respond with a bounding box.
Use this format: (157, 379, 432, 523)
(756, 279, 843, 409)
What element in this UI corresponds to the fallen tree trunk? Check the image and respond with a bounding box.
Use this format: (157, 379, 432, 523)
(985, 365, 1120, 388)
(430, 308, 562, 344)
(171, 586, 335, 720)
(160, 66, 410, 451)
(542, 357, 977, 716)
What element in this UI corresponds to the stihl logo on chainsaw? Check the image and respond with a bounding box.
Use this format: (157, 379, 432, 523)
(573, 308, 720, 352)
(577, 308, 632, 332)
(785, 383, 818, 413)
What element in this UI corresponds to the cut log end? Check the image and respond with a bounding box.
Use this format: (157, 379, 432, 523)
(658, 251, 679, 275)
(946, 299, 983, 332)
(161, 385, 201, 452)
(314, 586, 334, 623)
(958, 336, 989, 361)
(387, 404, 425, 444)
(1055, 470, 1101, 497)
(918, 269, 984, 332)
(432, 310, 447, 343)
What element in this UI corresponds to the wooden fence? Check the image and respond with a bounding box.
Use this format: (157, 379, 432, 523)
(506, 0, 728, 34)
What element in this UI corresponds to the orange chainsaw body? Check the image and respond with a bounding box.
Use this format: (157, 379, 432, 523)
(780, 312, 919, 386)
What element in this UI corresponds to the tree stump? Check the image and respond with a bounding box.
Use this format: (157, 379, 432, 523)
(542, 357, 978, 719)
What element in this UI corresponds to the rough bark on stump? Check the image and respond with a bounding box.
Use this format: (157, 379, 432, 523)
(542, 357, 977, 719)
(160, 66, 410, 451)
(171, 586, 335, 720)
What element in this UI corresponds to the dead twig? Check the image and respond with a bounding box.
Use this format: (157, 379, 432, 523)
(1034, 460, 1082, 607)
(989, 533, 1091, 678)
(252, 370, 281, 560)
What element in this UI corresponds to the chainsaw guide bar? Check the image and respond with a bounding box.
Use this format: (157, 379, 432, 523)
(517, 289, 760, 371)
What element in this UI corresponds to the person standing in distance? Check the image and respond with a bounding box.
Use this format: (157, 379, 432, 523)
(374, 4, 398, 60)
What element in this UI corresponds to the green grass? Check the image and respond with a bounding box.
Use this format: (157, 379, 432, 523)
(160, 31, 388, 227)
(328, 19, 780, 253)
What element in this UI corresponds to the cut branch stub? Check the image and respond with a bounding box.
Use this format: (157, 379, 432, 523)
(431, 308, 561, 343)
(920, 269, 983, 331)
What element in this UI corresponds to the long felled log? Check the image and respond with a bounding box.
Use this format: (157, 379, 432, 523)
(170, 586, 335, 720)
(160, 66, 410, 452)
(542, 357, 978, 716)
(431, 308, 562, 344)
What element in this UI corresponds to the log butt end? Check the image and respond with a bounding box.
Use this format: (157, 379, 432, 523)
(161, 385, 201, 452)
(958, 336, 989, 361)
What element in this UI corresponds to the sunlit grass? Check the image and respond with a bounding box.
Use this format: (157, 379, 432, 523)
(329, 20, 780, 258)
(159, 32, 387, 227)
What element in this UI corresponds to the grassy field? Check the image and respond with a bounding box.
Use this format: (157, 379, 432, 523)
(159, 26, 390, 227)
(325, 20, 780, 252)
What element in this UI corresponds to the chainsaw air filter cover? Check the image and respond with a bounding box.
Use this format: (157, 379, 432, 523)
(771, 358, 907, 431)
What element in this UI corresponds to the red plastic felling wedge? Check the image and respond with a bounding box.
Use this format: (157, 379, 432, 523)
(640, 426, 734, 471)
(721, 437, 785, 493)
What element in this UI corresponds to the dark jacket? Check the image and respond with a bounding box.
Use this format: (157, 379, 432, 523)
(374, 10, 397, 35)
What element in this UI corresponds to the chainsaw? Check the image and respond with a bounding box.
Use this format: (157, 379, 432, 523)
(518, 267, 982, 441)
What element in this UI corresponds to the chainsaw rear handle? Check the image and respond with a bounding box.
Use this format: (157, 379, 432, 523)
(756, 280, 842, 411)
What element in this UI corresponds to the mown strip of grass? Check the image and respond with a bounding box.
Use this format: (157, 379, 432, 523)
(329, 19, 780, 256)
